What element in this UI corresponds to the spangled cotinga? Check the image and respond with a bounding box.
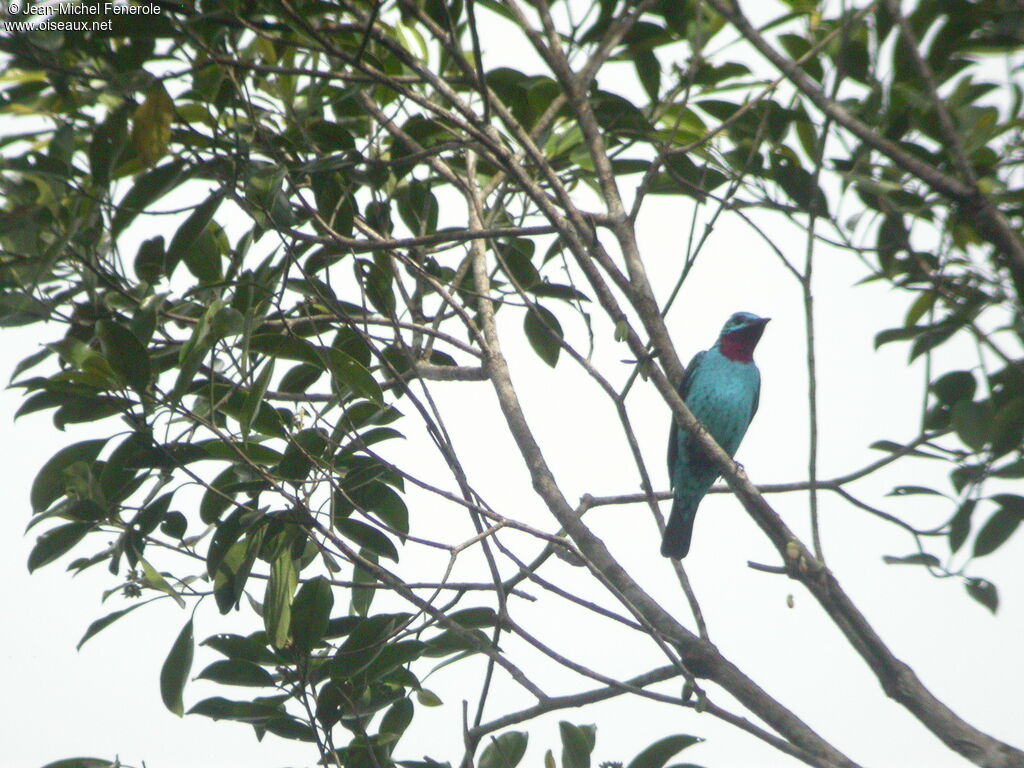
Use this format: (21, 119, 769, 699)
(663, 312, 769, 559)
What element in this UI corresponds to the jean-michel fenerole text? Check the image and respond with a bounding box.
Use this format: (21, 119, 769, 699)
(3, 2, 163, 17)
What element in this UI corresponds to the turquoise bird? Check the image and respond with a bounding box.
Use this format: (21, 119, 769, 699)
(662, 312, 769, 559)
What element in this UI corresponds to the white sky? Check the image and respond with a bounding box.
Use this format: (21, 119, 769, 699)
(3, 4, 1023, 768)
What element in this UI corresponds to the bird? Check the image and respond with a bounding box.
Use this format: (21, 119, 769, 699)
(662, 312, 769, 559)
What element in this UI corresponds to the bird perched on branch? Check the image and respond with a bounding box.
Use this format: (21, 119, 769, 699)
(662, 312, 769, 559)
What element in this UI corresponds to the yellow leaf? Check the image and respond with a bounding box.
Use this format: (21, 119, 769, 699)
(904, 291, 936, 328)
(132, 83, 174, 166)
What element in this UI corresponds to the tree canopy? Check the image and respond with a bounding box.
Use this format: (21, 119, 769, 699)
(2, 1, 1023, 767)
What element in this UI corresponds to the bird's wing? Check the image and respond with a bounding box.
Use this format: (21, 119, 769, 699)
(750, 369, 762, 420)
(667, 350, 707, 481)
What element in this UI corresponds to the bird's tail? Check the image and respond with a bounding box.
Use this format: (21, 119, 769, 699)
(661, 496, 696, 559)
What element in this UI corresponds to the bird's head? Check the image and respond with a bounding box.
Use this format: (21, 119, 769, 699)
(716, 312, 770, 362)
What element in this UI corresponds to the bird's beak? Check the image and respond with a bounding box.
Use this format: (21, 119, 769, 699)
(755, 317, 770, 326)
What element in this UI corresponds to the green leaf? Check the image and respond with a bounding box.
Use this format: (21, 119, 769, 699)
(112, 160, 187, 237)
(206, 508, 246, 578)
(264, 551, 298, 649)
(202, 440, 282, 465)
(202, 632, 277, 664)
(886, 486, 945, 497)
(875, 213, 906, 272)
(362, 639, 427, 681)
(211, 306, 245, 338)
(559, 722, 596, 768)
(167, 192, 223, 277)
(248, 334, 382, 404)
(96, 320, 151, 393)
(249, 333, 322, 364)
(28, 523, 91, 572)
(9, 347, 52, 383)
(416, 688, 443, 707)
(626, 735, 702, 768)
(279, 362, 322, 394)
(77, 603, 145, 650)
(197, 659, 274, 687)
(965, 577, 998, 613)
(421, 626, 489, 659)
(200, 466, 241, 525)
(241, 358, 275, 440)
(0, 294, 51, 328)
(188, 696, 283, 722)
(360, 258, 396, 314)
(331, 614, 406, 678)
(132, 82, 174, 166)
(339, 426, 405, 456)
(320, 347, 383, 404)
(524, 306, 563, 367)
(134, 236, 166, 283)
(951, 400, 992, 451)
(210, 533, 258, 610)
(139, 557, 186, 608)
(135, 492, 174, 535)
(591, 90, 651, 137)
(500, 239, 540, 289)
(98, 432, 145, 503)
(973, 498, 1024, 557)
(195, 382, 288, 439)
(778, 163, 828, 215)
(874, 325, 927, 349)
(335, 517, 399, 561)
(778, 33, 824, 81)
(795, 120, 819, 163)
(882, 553, 940, 567)
(325, 616, 361, 639)
(910, 321, 961, 361)
(380, 697, 414, 742)
(480, 732, 528, 768)
(291, 576, 334, 653)
(336, 480, 409, 535)
(278, 427, 331, 484)
(449, 606, 499, 629)
(171, 301, 216, 401)
(988, 493, 1024, 516)
(634, 49, 661, 101)
(31, 439, 108, 513)
(183, 221, 225, 284)
(949, 499, 975, 553)
(904, 290, 936, 328)
(397, 180, 439, 234)
(992, 459, 1024, 478)
(264, 715, 318, 741)
(160, 618, 194, 717)
(90, 106, 129, 185)
(528, 283, 590, 303)
(951, 464, 986, 494)
(162, 512, 188, 539)
(63, 498, 108, 523)
(351, 550, 378, 617)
